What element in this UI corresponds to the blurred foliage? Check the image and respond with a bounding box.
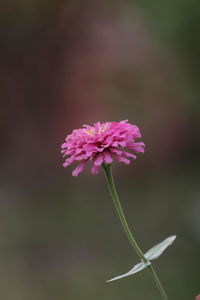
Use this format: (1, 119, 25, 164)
(133, 0, 200, 108)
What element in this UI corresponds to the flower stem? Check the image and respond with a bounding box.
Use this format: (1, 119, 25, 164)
(102, 163, 168, 300)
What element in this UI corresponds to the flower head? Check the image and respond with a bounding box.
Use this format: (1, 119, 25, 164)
(61, 120, 145, 176)
(196, 295, 200, 300)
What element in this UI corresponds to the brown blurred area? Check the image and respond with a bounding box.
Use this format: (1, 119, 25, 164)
(0, 1, 199, 299)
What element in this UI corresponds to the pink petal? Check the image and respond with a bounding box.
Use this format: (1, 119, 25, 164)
(103, 136, 113, 145)
(63, 157, 75, 167)
(123, 151, 136, 159)
(104, 151, 113, 164)
(96, 147, 104, 152)
(127, 142, 145, 153)
(118, 141, 126, 147)
(91, 163, 99, 174)
(119, 119, 128, 124)
(72, 160, 87, 176)
(93, 153, 104, 167)
(113, 153, 130, 165)
(112, 141, 119, 147)
(94, 122, 100, 131)
(110, 148, 123, 155)
(83, 144, 97, 151)
(61, 143, 67, 149)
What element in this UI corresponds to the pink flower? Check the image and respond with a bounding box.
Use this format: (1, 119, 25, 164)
(196, 294, 200, 300)
(61, 120, 145, 176)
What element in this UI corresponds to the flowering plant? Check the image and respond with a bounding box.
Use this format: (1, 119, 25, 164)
(61, 120, 145, 176)
(61, 120, 176, 300)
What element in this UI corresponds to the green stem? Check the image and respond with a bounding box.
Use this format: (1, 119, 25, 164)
(102, 163, 168, 300)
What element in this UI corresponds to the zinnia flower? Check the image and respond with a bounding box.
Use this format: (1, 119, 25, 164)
(196, 295, 200, 300)
(61, 120, 145, 176)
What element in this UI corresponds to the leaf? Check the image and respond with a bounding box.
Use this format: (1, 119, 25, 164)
(107, 235, 176, 282)
(144, 235, 176, 261)
(106, 261, 151, 282)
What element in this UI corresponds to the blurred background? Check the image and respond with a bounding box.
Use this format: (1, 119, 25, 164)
(0, 0, 199, 299)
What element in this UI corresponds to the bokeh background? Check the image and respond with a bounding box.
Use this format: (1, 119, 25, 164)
(0, 1, 200, 299)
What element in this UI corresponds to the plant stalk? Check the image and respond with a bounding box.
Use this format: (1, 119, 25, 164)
(102, 163, 168, 300)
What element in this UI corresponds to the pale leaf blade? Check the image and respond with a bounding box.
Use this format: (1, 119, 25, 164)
(106, 235, 176, 283)
(144, 235, 176, 261)
(106, 261, 151, 282)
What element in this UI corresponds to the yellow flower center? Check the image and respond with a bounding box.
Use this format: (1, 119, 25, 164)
(88, 127, 95, 134)
(86, 123, 109, 136)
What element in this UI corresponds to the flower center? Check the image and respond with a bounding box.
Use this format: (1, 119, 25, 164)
(88, 127, 95, 135)
(87, 123, 110, 136)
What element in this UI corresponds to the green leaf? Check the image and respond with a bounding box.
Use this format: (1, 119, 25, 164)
(107, 235, 176, 282)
